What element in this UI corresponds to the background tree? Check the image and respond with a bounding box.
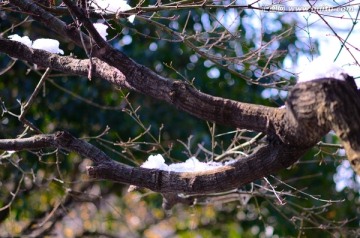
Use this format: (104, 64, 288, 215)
(0, 0, 359, 237)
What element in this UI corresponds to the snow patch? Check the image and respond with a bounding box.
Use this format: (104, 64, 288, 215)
(8, 35, 64, 55)
(91, 0, 135, 23)
(297, 57, 349, 83)
(32, 38, 64, 55)
(8, 35, 32, 47)
(141, 154, 228, 172)
(141, 154, 169, 171)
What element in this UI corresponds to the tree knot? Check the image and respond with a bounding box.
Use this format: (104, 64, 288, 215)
(169, 81, 187, 103)
(54, 130, 75, 148)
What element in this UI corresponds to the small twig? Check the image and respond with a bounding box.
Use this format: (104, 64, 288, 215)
(47, 79, 126, 110)
(314, 8, 360, 67)
(263, 177, 285, 205)
(0, 58, 17, 76)
(18, 68, 51, 133)
(0, 174, 24, 212)
(316, 141, 343, 149)
(214, 132, 264, 161)
(38, 200, 62, 227)
(334, 7, 360, 61)
(270, 175, 345, 203)
(20, 68, 51, 120)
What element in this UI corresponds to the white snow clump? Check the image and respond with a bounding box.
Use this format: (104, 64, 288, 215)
(32, 38, 64, 54)
(8, 35, 32, 47)
(141, 154, 169, 171)
(90, 0, 135, 23)
(141, 154, 226, 172)
(298, 57, 348, 83)
(8, 34, 64, 55)
(93, 23, 108, 40)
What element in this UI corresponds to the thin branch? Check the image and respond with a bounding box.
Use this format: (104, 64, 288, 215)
(18, 67, 51, 133)
(334, 6, 360, 61)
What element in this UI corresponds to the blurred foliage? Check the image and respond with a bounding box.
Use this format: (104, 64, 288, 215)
(0, 0, 359, 237)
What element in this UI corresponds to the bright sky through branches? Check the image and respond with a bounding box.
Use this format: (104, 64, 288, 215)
(90, 0, 135, 23)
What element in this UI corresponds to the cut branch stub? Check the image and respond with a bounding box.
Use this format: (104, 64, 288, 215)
(286, 78, 360, 174)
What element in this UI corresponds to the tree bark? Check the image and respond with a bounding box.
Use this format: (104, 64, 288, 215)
(287, 79, 360, 174)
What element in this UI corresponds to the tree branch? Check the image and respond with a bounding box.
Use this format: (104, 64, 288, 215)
(287, 79, 360, 174)
(0, 42, 282, 138)
(5, 0, 284, 136)
(1, 78, 359, 207)
(0, 38, 132, 89)
(0, 131, 307, 206)
(2, 0, 360, 210)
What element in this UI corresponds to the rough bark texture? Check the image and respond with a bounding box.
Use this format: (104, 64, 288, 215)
(1, 0, 360, 208)
(287, 79, 360, 174)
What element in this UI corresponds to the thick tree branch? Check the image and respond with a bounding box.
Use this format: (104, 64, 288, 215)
(0, 39, 131, 89)
(6, 0, 284, 137)
(2, 0, 359, 210)
(288, 79, 360, 174)
(1, 78, 359, 208)
(0, 131, 113, 165)
(0, 41, 282, 138)
(0, 131, 306, 197)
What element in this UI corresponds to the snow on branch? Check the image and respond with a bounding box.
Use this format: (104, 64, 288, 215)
(298, 57, 349, 83)
(141, 154, 232, 172)
(8, 35, 64, 55)
(7, 34, 32, 47)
